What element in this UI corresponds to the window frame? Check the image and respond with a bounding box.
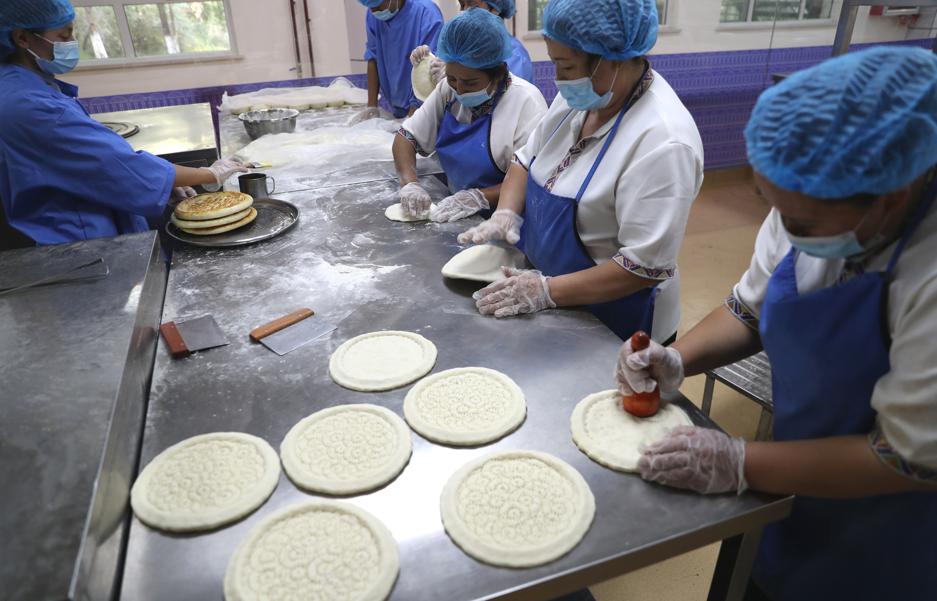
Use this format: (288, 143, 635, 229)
(71, 0, 239, 68)
(720, 0, 837, 24)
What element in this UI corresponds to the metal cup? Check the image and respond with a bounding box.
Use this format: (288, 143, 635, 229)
(238, 173, 276, 199)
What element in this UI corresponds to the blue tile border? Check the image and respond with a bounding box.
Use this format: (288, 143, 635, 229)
(80, 38, 933, 170)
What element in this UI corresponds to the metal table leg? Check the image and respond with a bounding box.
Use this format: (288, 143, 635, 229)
(755, 410, 774, 442)
(706, 528, 763, 601)
(702, 375, 716, 416)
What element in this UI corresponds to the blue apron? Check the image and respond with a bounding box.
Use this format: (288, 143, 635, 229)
(435, 100, 506, 197)
(523, 107, 656, 341)
(755, 178, 937, 601)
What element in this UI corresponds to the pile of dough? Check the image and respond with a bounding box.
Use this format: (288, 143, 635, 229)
(384, 202, 436, 223)
(570, 390, 693, 472)
(329, 330, 437, 392)
(280, 404, 412, 495)
(222, 81, 369, 114)
(440, 450, 595, 568)
(172, 192, 257, 236)
(235, 127, 395, 168)
(224, 500, 399, 601)
(130, 432, 280, 532)
(403, 367, 526, 446)
(441, 244, 528, 283)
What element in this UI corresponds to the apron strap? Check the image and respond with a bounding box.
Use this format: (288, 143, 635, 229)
(575, 105, 628, 202)
(886, 169, 937, 274)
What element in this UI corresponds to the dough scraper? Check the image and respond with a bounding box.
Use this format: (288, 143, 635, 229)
(250, 308, 336, 355)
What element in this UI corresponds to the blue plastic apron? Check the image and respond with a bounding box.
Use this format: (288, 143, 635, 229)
(435, 99, 505, 218)
(523, 107, 656, 341)
(755, 178, 937, 601)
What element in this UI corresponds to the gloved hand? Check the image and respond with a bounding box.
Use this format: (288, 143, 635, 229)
(202, 158, 249, 192)
(429, 58, 446, 85)
(171, 186, 197, 202)
(617, 337, 685, 395)
(457, 209, 523, 245)
(399, 182, 432, 218)
(347, 106, 383, 126)
(638, 426, 748, 495)
(473, 267, 556, 318)
(431, 188, 489, 222)
(410, 45, 432, 66)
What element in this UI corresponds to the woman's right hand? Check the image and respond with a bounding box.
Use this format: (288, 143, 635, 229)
(457, 209, 523, 245)
(616, 338, 685, 395)
(410, 45, 431, 66)
(399, 182, 432, 218)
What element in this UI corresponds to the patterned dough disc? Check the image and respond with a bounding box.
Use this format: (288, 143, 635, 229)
(329, 331, 437, 392)
(403, 367, 526, 446)
(440, 450, 595, 568)
(571, 390, 693, 473)
(224, 500, 399, 601)
(130, 432, 280, 532)
(280, 404, 412, 495)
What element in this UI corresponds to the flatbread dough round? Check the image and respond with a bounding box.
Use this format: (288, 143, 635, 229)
(224, 500, 399, 601)
(411, 54, 437, 101)
(174, 192, 253, 221)
(384, 202, 435, 223)
(280, 404, 412, 495)
(571, 390, 693, 473)
(441, 450, 595, 568)
(130, 432, 280, 532)
(403, 367, 526, 446)
(330, 331, 437, 392)
(171, 207, 252, 229)
(441, 244, 527, 283)
(179, 207, 258, 236)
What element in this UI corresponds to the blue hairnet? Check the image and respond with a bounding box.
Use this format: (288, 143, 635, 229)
(436, 8, 513, 70)
(0, 0, 75, 57)
(543, 0, 658, 61)
(358, 0, 384, 8)
(483, 0, 516, 20)
(746, 46, 937, 199)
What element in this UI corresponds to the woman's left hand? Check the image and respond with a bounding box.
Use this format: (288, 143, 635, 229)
(473, 267, 556, 318)
(638, 426, 748, 495)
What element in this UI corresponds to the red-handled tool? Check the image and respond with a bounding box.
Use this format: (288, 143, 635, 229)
(622, 331, 661, 417)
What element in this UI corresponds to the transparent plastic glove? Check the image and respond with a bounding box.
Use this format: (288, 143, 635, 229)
(457, 209, 523, 245)
(638, 426, 748, 495)
(347, 106, 383, 126)
(410, 44, 431, 66)
(171, 186, 197, 202)
(431, 188, 489, 222)
(428, 58, 446, 85)
(399, 182, 432, 218)
(202, 158, 249, 192)
(473, 267, 556, 318)
(617, 338, 685, 395)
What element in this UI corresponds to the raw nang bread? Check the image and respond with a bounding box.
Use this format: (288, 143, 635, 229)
(411, 54, 438, 101)
(329, 330, 437, 392)
(441, 244, 527, 283)
(384, 203, 436, 222)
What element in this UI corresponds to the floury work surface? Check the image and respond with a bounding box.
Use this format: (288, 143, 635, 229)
(120, 175, 790, 601)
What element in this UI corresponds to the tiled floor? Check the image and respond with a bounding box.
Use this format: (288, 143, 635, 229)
(590, 167, 771, 601)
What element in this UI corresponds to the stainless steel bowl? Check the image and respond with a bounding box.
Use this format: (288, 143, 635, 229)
(238, 108, 300, 140)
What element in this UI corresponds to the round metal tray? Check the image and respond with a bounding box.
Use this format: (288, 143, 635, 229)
(165, 197, 299, 248)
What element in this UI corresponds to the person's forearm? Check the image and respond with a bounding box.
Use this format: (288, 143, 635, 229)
(393, 133, 419, 186)
(673, 305, 763, 377)
(496, 162, 528, 214)
(548, 262, 656, 307)
(367, 60, 380, 107)
(745, 436, 937, 498)
(479, 184, 501, 207)
(174, 165, 215, 188)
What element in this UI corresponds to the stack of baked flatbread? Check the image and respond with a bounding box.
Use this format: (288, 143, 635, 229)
(171, 192, 258, 236)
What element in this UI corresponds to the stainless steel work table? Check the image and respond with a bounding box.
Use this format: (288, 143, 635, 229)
(120, 177, 791, 601)
(92, 103, 218, 166)
(0, 232, 166, 601)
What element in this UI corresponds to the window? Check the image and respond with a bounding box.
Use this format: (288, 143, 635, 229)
(720, 0, 834, 23)
(72, 0, 235, 63)
(528, 0, 670, 32)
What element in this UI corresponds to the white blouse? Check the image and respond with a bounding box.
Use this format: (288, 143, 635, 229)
(731, 200, 937, 477)
(400, 74, 547, 175)
(514, 72, 705, 341)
